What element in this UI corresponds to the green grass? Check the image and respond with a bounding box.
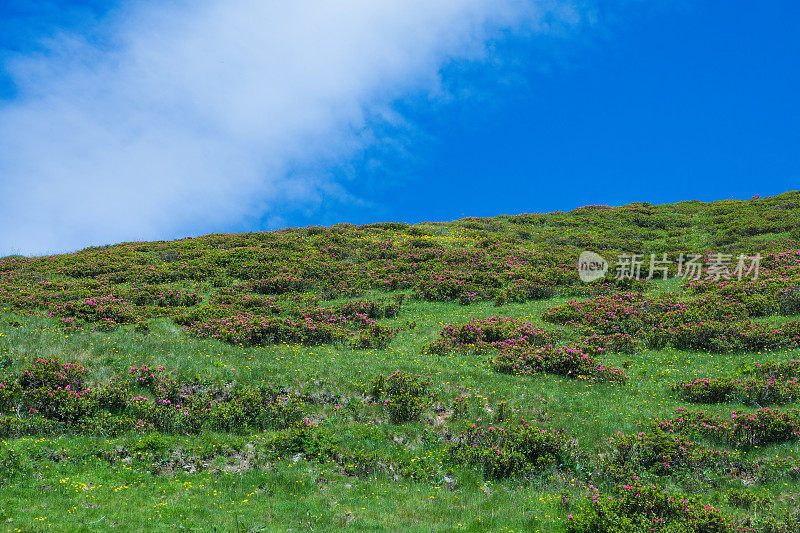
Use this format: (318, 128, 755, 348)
(4, 190, 800, 531)
(3, 292, 800, 531)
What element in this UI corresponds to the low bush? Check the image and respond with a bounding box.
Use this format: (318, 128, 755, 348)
(603, 428, 737, 478)
(491, 345, 627, 383)
(430, 317, 626, 382)
(447, 420, 578, 479)
(658, 407, 800, 448)
(371, 371, 433, 423)
(673, 376, 800, 405)
(428, 316, 553, 355)
(567, 483, 734, 533)
(0, 359, 304, 437)
(543, 292, 800, 353)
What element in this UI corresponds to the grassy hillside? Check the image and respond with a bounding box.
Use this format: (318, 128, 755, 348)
(2, 191, 800, 531)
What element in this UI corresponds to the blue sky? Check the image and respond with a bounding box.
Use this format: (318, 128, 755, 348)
(0, 1, 798, 254)
(343, 1, 800, 223)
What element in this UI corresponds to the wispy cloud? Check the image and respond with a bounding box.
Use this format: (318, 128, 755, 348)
(0, 0, 592, 255)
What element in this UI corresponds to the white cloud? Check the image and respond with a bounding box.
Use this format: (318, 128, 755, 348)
(0, 0, 590, 255)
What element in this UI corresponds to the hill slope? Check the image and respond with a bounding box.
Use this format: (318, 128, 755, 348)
(1, 191, 800, 531)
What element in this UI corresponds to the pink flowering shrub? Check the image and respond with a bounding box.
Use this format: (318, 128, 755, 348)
(56, 295, 138, 330)
(447, 420, 578, 479)
(604, 428, 738, 478)
(658, 408, 800, 448)
(672, 346, 800, 409)
(17, 357, 87, 391)
(187, 308, 398, 348)
(749, 359, 800, 379)
(350, 322, 399, 349)
(430, 317, 627, 383)
(567, 483, 734, 532)
(0, 358, 97, 422)
(543, 292, 800, 353)
(180, 296, 401, 349)
(491, 345, 627, 383)
(429, 316, 553, 355)
(0, 359, 303, 437)
(188, 313, 347, 346)
(674, 376, 800, 405)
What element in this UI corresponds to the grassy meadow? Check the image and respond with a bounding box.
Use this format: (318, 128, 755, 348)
(2, 192, 800, 531)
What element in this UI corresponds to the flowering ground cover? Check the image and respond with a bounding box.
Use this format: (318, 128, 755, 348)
(2, 192, 800, 530)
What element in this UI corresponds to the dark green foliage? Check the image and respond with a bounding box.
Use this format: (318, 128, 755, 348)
(567, 484, 734, 533)
(659, 408, 800, 448)
(0, 359, 303, 437)
(372, 371, 433, 423)
(0, 448, 29, 482)
(447, 421, 579, 479)
(604, 428, 737, 478)
(674, 374, 800, 405)
(430, 316, 627, 382)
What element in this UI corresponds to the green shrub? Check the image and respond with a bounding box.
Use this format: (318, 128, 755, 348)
(372, 371, 433, 423)
(349, 323, 398, 349)
(0, 360, 304, 436)
(779, 289, 800, 315)
(674, 376, 800, 405)
(659, 408, 800, 448)
(604, 428, 737, 478)
(0, 449, 30, 482)
(726, 489, 770, 509)
(448, 421, 578, 479)
(567, 484, 733, 533)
